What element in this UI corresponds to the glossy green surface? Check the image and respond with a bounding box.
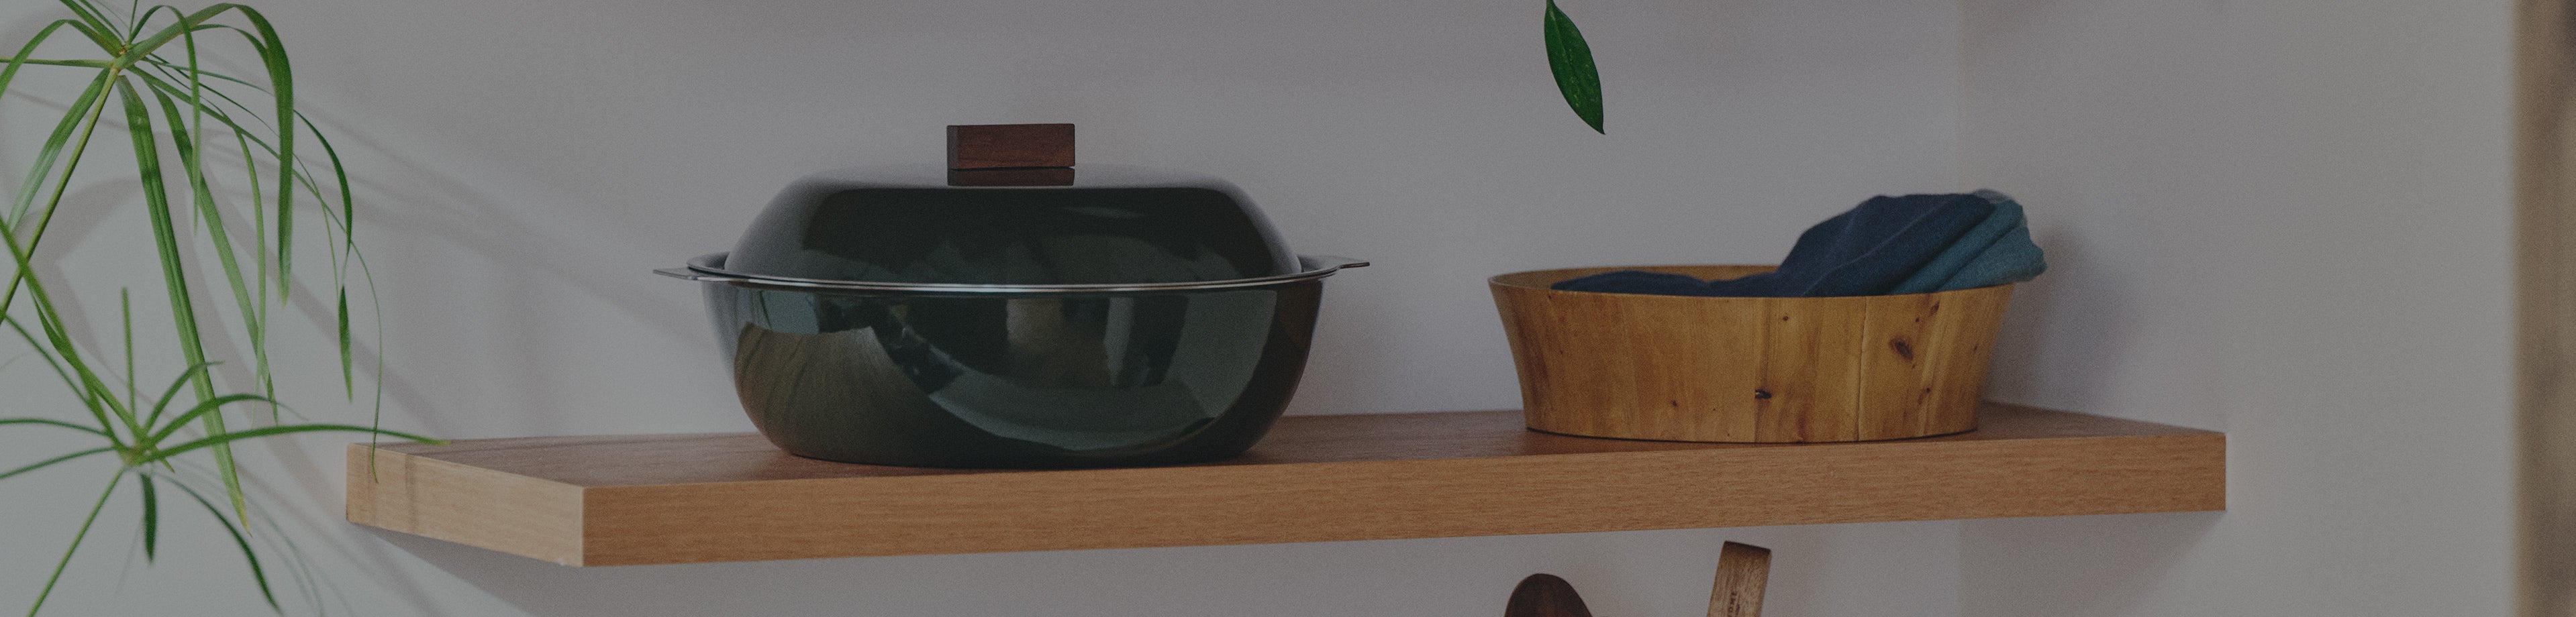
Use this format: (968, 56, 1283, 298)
(727, 164, 1300, 286)
(702, 278, 1322, 469)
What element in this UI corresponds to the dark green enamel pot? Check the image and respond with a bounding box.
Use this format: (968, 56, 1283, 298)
(660, 162, 1363, 469)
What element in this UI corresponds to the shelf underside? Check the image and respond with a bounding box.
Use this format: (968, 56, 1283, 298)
(345, 402, 2224, 566)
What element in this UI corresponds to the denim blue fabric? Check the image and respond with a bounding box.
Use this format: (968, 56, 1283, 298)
(1552, 192, 2018, 297)
(1887, 190, 2046, 294)
(1928, 221, 2046, 292)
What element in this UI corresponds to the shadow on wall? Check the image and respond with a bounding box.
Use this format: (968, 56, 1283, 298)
(327, 128, 712, 345)
(360, 522, 1951, 617)
(364, 528, 1611, 617)
(286, 105, 739, 439)
(1959, 511, 2223, 616)
(1982, 229, 2115, 410)
(1979, 205, 2228, 431)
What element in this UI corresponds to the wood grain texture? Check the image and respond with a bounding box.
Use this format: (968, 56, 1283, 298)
(344, 404, 2220, 566)
(345, 444, 584, 565)
(2517, 0, 2576, 614)
(946, 123, 1075, 169)
(1707, 542, 1771, 617)
(1491, 266, 2012, 443)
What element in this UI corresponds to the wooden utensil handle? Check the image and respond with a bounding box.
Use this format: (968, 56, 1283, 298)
(1708, 541, 1771, 617)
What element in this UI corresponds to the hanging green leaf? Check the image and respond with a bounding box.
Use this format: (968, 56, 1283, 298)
(138, 473, 160, 562)
(1544, 0, 1604, 133)
(168, 478, 280, 614)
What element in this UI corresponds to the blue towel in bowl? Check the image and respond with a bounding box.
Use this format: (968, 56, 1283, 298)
(1887, 190, 2047, 294)
(1928, 223, 2044, 291)
(1551, 190, 2045, 297)
(1547, 269, 1728, 296)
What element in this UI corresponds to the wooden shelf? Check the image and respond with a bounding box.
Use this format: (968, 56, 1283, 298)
(344, 402, 2223, 566)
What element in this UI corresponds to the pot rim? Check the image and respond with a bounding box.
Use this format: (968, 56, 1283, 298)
(658, 253, 1366, 293)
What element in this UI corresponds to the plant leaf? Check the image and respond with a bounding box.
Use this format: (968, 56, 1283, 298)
(137, 423, 442, 465)
(164, 478, 280, 614)
(144, 54, 289, 420)
(5, 67, 111, 243)
(0, 447, 113, 482)
(121, 288, 134, 411)
(104, 3, 301, 311)
(337, 290, 350, 394)
(144, 80, 272, 409)
(50, 0, 113, 35)
(48, 1, 121, 51)
(117, 9, 320, 306)
(139, 361, 218, 433)
(128, 5, 189, 44)
(0, 318, 95, 421)
(146, 393, 275, 447)
(128, 64, 364, 414)
(0, 213, 140, 435)
(138, 472, 159, 562)
(0, 418, 109, 437)
(126, 68, 348, 223)
(26, 473, 121, 617)
(117, 75, 239, 512)
(0, 20, 85, 100)
(103, 4, 246, 70)
(1543, 0, 1605, 133)
(191, 4, 301, 299)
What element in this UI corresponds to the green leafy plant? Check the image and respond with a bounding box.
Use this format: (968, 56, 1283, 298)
(0, 1, 436, 614)
(1544, 0, 1603, 133)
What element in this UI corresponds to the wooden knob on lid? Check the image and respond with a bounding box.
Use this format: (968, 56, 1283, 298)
(947, 123, 1075, 186)
(947, 123, 1075, 170)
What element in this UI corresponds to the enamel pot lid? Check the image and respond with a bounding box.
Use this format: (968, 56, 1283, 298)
(678, 124, 1364, 292)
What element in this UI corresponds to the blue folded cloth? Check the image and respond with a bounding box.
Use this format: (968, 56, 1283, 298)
(1550, 190, 2046, 297)
(1887, 190, 2046, 294)
(1930, 223, 2044, 291)
(1546, 269, 1721, 295)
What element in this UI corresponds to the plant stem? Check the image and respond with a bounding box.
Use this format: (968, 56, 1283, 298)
(0, 65, 120, 319)
(28, 473, 123, 617)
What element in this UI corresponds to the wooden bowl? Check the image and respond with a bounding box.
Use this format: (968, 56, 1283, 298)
(1488, 266, 2012, 443)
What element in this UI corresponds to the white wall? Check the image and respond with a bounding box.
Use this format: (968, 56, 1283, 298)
(0, 0, 2522, 614)
(1960, 0, 2516, 616)
(0, 0, 1984, 616)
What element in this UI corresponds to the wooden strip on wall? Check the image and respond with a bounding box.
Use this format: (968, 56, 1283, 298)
(2515, 0, 2576, 614)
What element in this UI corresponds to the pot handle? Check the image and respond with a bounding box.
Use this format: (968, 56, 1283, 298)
(654, 267, 747, 283)
(1299, 255, 1371, 270)
(660, 254, 1366, 290)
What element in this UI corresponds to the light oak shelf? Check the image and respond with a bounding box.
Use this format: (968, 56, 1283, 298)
(344, 402, 2223, 566)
